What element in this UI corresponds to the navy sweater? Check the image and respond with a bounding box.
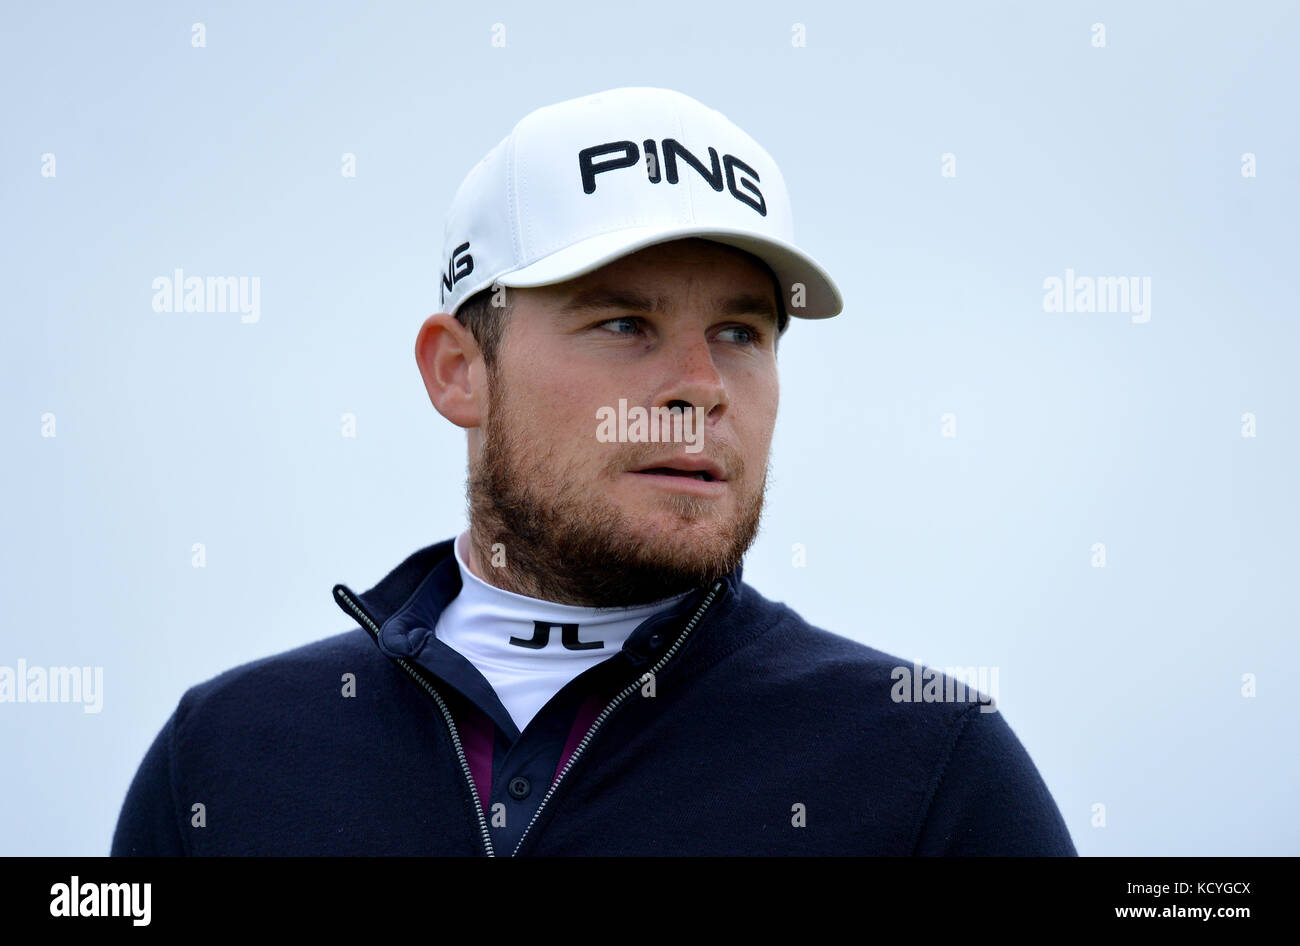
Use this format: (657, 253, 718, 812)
(111, 537, 1077, 856)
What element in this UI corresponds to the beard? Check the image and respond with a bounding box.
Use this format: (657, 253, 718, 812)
(465, 366, 768, 607)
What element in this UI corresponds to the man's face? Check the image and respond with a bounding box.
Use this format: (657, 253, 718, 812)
(466, 237, 782, 607)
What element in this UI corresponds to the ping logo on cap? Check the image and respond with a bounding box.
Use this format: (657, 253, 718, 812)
(440, 241, 474, 303)
(577, 139, 766, 217)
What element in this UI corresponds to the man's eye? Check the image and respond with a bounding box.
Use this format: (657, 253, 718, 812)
(598, 316, 643, 335)
(593, 319, 763, 345)
(718, 325, 761, 346)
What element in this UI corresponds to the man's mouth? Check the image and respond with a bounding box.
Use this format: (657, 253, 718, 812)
(636, 467, 717, 482)
(629, 457, 727, 486)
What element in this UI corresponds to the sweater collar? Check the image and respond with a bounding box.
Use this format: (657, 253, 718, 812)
(333, 536, 749, 672)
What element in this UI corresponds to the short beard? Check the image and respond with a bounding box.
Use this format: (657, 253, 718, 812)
(464, 364, 767, 607)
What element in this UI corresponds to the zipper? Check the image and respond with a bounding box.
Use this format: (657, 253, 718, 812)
(509, 578, 727, 857)
(336, 576, 727, 857)
(333, 584, 496, 857)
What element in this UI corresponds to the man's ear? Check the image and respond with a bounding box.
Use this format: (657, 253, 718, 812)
(414, 312, 485, 429)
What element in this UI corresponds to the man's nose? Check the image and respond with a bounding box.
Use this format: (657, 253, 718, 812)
(654, 334, 729, 422)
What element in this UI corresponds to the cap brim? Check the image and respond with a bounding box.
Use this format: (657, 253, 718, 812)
(495, 224, 842, 319)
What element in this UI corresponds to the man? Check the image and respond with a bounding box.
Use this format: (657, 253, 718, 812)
(112, 87, 1076, 856)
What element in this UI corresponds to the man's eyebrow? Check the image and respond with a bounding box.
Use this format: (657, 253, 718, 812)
(559, 287, 780, 326)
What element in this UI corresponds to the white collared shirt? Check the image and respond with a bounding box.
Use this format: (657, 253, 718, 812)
(433, 530, 692, 732)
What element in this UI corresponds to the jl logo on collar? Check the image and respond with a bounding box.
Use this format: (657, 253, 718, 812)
(509, 621, 603, 650)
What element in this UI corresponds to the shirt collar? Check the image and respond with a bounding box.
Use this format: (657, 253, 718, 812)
(334, 535, 747, 668)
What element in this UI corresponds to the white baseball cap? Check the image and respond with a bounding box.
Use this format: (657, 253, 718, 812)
(437, 86, 843, 321)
